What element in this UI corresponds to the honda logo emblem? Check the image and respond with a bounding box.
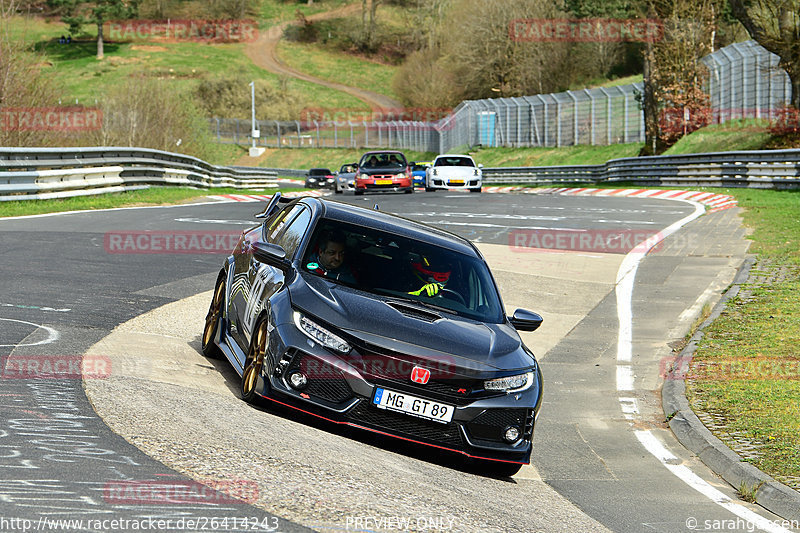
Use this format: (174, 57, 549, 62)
(410, 366, 430, 385)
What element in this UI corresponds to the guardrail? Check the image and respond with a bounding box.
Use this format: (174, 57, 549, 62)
(482, 149, 800, 189)
(0, 147, 278, 201)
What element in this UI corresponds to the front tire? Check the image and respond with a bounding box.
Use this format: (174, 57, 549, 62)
(201, 277, 225, 359)
(241, 316, 269, 404)
(470, 187, 482, 193)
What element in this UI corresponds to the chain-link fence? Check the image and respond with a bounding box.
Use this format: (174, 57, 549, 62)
(436, 85, 645, 151)
(210, 40, 791, 153)
(209, 118, 439, 152)
(701, 40, 791, 123)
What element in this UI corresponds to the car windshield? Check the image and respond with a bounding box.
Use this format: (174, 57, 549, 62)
(434, 157, 474, 167)
(359, 153, 407, 169)
(309, 168, 332, 176)
(301, 219, 504, 323)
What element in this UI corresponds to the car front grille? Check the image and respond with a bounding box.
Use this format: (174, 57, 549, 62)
(286, 351, 354, 404)
(466, 409, 533, 443)
(346, 400, 463, 447)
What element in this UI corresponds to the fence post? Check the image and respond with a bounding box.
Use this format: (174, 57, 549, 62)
(586, 89, 595, 146)
(623, 93, 629, 144)
(556, 100, 562, 147)
(276, 121, 281, 147)
(567, 91, 578, 145)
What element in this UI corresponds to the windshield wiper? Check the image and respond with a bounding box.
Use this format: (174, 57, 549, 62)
(371, 289, 456, 315)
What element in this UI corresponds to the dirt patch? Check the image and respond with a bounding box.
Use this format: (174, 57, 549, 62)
(131, 44, 168, 52)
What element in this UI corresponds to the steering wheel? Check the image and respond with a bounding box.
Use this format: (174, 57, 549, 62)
(438, 288, 465, 306)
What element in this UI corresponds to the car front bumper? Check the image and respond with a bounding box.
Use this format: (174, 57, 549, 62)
(256, 318, 541, 464)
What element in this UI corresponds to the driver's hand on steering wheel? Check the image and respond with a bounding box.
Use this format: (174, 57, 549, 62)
(408, 282, 442, 297)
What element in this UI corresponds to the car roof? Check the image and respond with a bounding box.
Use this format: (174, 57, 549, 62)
(359, 150, 407, 159)
(434, 154, 474, 160)
(301, 197, 477, 256)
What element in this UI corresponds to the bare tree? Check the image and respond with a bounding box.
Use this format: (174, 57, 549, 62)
(0, 0, 63, 146)
(728, 0, 800, 108)
(641, 0, 720, 153)
(446, 0, 571, 99)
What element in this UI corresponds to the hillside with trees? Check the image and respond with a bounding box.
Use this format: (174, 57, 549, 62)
(2, 0, 799, 158)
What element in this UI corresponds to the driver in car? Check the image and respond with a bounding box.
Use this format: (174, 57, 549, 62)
(407, 255, 451, 297)
(306, 230, 357, 284)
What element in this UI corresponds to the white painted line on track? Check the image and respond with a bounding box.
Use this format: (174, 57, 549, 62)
(0, 200, 229, 222)
(0, 318, 60, 347)
(613, 198, 791, 532)
(635, 431, 795, 533)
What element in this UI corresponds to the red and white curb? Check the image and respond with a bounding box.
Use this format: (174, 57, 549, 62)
(482, 186, 738, 213)
(206, 190, 327, 203)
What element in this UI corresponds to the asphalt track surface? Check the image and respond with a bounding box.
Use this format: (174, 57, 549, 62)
(0, 191, 795, 533)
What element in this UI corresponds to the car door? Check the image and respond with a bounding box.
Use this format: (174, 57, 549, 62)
(236, 204, 313, 352)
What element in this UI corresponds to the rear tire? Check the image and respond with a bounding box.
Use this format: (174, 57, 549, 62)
(241, 316, 269, 404)
(201, 277, 225, 359)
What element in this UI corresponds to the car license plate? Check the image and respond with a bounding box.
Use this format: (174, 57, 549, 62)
(375, 179, 392, 185)
(372, 387, 453, 423)
(449, 179, 464, 184)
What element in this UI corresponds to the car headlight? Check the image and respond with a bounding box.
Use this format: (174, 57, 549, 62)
(484, 371, 534, 393)
(293, 312, 351, 353)
(394, 173, 405, 179)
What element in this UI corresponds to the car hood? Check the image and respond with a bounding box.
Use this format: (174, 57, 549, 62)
(289, 273, 533, 373)
(358, 167, 406, 176)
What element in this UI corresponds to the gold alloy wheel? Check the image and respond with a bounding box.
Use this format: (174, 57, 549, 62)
(203, 281, 225, 347)
(242, 319, 268, 398)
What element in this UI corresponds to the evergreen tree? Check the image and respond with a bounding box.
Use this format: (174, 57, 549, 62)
(47, 0, 139, 59)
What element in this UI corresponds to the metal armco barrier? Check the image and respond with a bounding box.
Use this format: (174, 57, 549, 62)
(482, 149, 800, 189)
(0, 147, 278, 201)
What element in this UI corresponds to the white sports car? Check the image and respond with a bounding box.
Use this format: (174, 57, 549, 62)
(425, 154, 482, 193)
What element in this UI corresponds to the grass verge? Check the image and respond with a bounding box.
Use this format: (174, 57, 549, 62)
(0, 186, 302, 218)
(685, 188, 800, 491)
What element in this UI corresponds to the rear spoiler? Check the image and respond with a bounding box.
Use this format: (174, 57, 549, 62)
(254, 191, 292, 219)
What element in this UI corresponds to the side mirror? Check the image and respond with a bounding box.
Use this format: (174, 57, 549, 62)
(253, 242, 291, 272)
(478, 163, 484, 169)
(509, 309, 543, 332)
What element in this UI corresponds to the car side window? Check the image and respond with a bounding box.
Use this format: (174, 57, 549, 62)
(274, 207, 312, 258)
(264, 203, 298, 242)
